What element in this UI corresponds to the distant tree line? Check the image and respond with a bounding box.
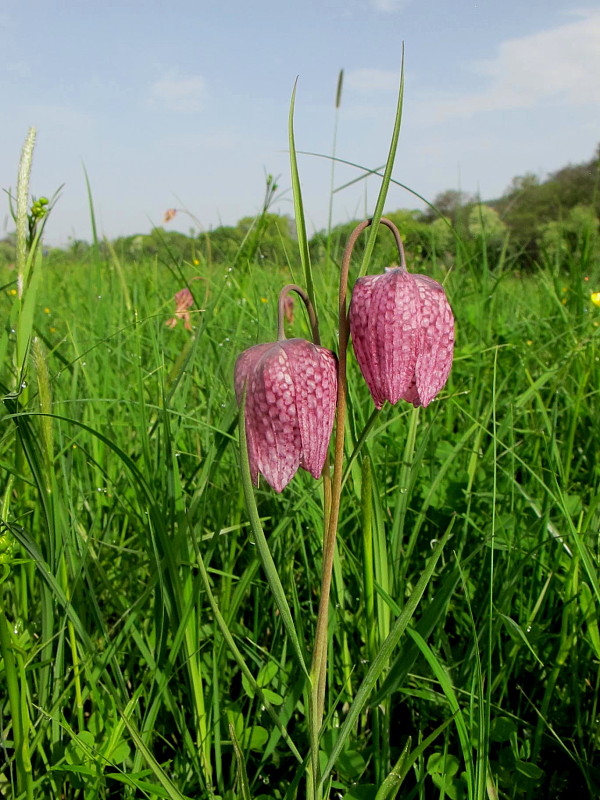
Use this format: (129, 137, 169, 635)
(2, 145, 598, 273)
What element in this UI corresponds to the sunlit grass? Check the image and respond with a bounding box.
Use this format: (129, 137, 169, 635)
(0, 223, 598, 798)
(1, 107, 600, 799)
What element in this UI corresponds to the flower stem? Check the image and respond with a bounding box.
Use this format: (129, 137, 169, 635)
(0, 605, 34, 800)
(308, 218, 406, 796)
(277, 283, 321, 343)
(308, 218, 377, 796)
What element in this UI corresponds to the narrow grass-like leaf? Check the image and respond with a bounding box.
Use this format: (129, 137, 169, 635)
(374, 715, 457, 800)
(229, 721, 252, 800)
(192, 519, 303, 762)
(359, 47, 404, 276)
(319, 518, 454, 789)
(82, 163, 100, 266)
(288, 80, 315, 310)
(238, 395, 310, 678)
(405, 627, 475, 798)
(120, 714, 192, 800)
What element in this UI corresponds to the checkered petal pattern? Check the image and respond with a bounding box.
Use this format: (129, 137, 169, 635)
(235, 339, 337, 492)
(349, 268, 454, 409)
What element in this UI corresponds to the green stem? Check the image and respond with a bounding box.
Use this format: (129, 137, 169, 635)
(361, 455, 383, 781)
(308, 218, 376, 796)
(309, 217, 408, 796)
(59, 553, 85, 732)
(0, 605, 34, 800)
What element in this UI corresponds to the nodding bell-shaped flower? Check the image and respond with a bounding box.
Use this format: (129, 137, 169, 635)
(234, 338, 337, 493)
(349, 266, 454, 409)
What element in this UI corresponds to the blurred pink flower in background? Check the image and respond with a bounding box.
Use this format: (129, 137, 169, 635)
(166, 287, 194, 331)
(283, 294, 294, 324)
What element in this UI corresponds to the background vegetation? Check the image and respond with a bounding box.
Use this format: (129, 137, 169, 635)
(0, 141, 599, 800)
(2, 145, 598, 277)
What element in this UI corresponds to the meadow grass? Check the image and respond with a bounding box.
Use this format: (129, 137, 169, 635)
(0, 210, 598, 799)
(1, 119, 600, 799)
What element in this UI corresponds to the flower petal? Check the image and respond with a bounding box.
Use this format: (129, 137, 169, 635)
(251, 344, 302, 491)
(371, 268, 419, 405)
(234, 339, 337, 491)
(411, 274, 455, 407)
(349, 274, 387, 408)
(285, 339, 337, 479)
(235, 343, 275, 486)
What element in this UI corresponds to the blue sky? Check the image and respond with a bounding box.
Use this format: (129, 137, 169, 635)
(2, 1, 599, 246)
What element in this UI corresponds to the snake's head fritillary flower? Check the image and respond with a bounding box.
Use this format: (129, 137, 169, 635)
(234, 338, 337, 492)
(349, 267, 454, 409)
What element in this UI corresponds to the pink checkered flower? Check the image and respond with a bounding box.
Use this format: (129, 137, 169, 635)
(235, 338, 337, 493)
(349, 267, 454, 409)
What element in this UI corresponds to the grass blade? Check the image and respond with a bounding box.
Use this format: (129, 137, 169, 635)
(319, 517, 454, 789)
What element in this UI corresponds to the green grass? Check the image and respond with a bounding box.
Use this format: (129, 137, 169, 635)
(1, 120, 600, 798)
(0, 226, 598, 799)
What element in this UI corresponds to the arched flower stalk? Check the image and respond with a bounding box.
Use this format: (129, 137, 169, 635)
(309, 217, 455, 788)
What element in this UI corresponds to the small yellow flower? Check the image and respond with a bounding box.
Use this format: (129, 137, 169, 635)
(526, 340, 533, 346)
(44, 307, 50, 314)
(49, 327, 56, 333)
(591, 292, 600, 308)
(193, 258, 200, 266)
(561, 286, 568, 294)
(561, 298, 567, 305)
(260, 297, 268, 303)
(9, 288, 17, 296)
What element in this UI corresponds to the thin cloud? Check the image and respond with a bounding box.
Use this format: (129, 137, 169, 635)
(368, 0, 412, 12)
(148, 72, 206, 113)
(346, 68, 400, 92)
(436, 10, 600, 118)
